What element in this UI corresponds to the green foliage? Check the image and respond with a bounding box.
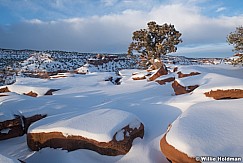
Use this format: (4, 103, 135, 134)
(232, 55, 243, 66)
(227, 26, 243, 53)
(128, 21, 182, 67)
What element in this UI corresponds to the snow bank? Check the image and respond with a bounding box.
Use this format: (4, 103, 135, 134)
(166, 100, 243, 157)
(29, 109, 141, 142)
(0, 154, 20, 163)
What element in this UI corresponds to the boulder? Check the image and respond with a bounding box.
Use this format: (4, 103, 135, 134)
(148, 65, 168, 81)
(0, 87, 10, 93)
(177, 71, 200, 78)
(23, 91, 38, 97)
(160, 127, 200, 163)
(0, 116, 24, 140)
(132, 75, 146, 80)
(161, 100, 243, 163)
(172, 80, 199, 95)
(173, 67, 178, 72)
(23, 114, 47, 133)
(27, 109, 144, 156)
(156, 77, 175, 85)
(204, 89, 243, 100)
(0, 114, 46, 140)
(44, 89, 60, 95)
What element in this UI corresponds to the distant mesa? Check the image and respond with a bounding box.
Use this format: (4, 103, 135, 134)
(204, 89, 243, 100)
(27, 109, 144, 156)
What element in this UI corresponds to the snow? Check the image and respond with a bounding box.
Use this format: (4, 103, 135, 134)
(1, 64, 243, 162)
(0, 154, 20, 163)
(29, 109, 141, 142)
(115, 129, 125, 141)
(166, 100, 243, 157)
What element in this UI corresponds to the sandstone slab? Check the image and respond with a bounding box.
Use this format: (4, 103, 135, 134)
(23, 91, 38, 97)
(0, 114, 46, 140)
(177, 71, 201, 78)
(0, 87, 10, 93)
(148, 65, 168, 81)
(156, 77, 175, 85)
(27, 109, 144, 156)
(204, 89, 243, 100)
(172, 80, 199, 95)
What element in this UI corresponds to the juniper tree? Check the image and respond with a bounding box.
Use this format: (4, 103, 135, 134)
(227, 26, 243, 53)
(227, 26, 243, 65)
(128, 21, 182, 68)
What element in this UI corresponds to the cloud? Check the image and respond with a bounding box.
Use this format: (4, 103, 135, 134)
(176, 43, 233, 58)
(0, 1, 242, 57)
(102, 0, 118, 6)
(216, 7, 226, 13)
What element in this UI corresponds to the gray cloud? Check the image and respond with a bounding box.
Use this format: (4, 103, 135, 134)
(0, 2, 242, 57)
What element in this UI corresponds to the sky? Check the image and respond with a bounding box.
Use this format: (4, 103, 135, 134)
(0, 0, 243, 58)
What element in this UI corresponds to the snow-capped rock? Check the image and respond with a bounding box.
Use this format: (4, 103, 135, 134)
(27, 109, 144, 155)
(161, 100, 243, 162)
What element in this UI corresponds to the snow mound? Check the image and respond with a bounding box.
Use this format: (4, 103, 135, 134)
(166, 100, 243, 157)
(0, 154, 20, 163)
(29, 109, 142, 142)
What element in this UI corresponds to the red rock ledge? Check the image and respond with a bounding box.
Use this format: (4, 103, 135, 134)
(204, 89, 243, 100)
(27, 123, 144, 156)
(177, 71, 201, 78)
(160, 126, 200, 163)
(172, 81, 199, 95)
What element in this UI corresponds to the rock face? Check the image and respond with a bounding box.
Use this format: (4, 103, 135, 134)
(27, 109, 144, 156)
(177, 71, 200, 78)
(0, 87, 10, 93)
(0, 114, 46, 140)
(160, 128, 199, 163)
(156, 77, 175, 85)
(0, 116, 24, 140)
(173, 67, 178, 72)
(23, 114, 47, 133)
(172, 81, 199, 95)
(27, 123, 144, 155)
(132, 75, 146, 80)
(204, 89, 243, 100)
(148, 65, 168, 81)
(44, 89, 60, 95)
(23, 91, 38, 97)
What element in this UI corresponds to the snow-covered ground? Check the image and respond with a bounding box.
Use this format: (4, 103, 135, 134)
(0, 64, 243, 163)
